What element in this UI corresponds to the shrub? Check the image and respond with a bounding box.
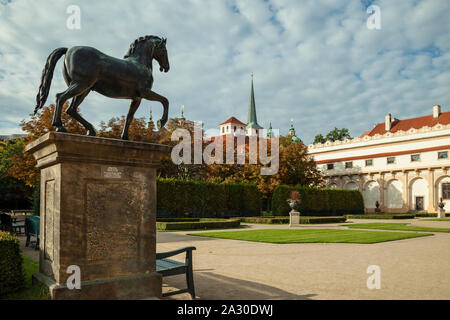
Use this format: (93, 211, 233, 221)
(272, 185, 364, 216)
(157, 218, 241, 231)
(346, 214, 415, 219)
(240, 217, 289, 224)
(240, 216, 347, 224)
(157, 178, 261, 218)
(0, 232, 25, 296)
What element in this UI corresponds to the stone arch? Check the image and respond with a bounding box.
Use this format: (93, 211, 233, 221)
(363, 180, 380, 209)
(409, 177, 428, 211)
(344, 181, 358, 191)
(385, 179, 403, 209)
(435, 175, 450, 211)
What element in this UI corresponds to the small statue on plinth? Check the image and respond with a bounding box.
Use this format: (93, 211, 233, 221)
(438, 197, 446, 219)
(375, 201, 381, 213)
(287, 191, 301, 227)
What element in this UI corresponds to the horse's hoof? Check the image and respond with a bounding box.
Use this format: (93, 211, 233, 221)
(56, 126, 67, 133)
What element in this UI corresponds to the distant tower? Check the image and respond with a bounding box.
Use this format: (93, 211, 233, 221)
(267, 122, 273, 138)
(288, 119, 295, 137)
(288, 119, 302, 143)
(148, 107, 155, 131)
(246, 73, 263, 136)
(180, 105, 186, 121)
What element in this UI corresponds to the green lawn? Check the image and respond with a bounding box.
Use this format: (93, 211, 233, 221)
(346, 223, 450, 233)
(2, 255, 49, 300)
(188, 229, 432, 244)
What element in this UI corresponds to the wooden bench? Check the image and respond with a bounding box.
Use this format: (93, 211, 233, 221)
(156, 246, 196, 299)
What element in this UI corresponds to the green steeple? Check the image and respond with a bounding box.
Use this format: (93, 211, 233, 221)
(289, 119, 303, 143)
(247, 73, 262, 129)
(148, 107, 155, 131)
(180, 105, 185, 120)
(267, 122, 273, 138)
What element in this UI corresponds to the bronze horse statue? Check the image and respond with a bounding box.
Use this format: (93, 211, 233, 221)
(34, 35, 170, 140)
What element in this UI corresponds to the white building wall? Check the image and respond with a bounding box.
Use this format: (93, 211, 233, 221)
(308, 124, 450, 213)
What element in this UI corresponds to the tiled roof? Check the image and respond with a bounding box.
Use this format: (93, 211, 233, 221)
(220, 117, 246, 126)
(361, 111, 450, 137)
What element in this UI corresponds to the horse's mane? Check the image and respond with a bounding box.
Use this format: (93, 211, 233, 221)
(124, 35, 161, 58)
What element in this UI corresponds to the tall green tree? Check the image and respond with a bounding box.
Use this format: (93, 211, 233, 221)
(314, 128, 352, 144)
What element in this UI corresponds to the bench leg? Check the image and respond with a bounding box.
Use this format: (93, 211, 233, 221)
(186, 251, 195, 299)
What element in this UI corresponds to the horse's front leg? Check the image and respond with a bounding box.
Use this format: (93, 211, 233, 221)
(122, 98, 142, 140)
(141, 89, 169, 130)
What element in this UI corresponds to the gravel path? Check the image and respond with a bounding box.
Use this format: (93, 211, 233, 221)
(157, 219, 450, 300)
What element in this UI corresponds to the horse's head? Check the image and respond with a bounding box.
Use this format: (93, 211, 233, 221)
(153, 38, 170, 73)
(124, 36, 170, 72)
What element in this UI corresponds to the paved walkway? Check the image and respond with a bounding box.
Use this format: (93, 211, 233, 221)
(157, 219, 450, 300)
(18, 218, 450, 299)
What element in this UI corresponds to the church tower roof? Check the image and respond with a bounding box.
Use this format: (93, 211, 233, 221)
(247, 73, 263, 129)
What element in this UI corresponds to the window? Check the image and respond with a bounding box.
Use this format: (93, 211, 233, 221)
(345, 161, 353, 169)
(438, 151, 448, 159)
(411, 154, 420, 162)
(365, 159, 373, 166)
(222, 127, 224, 133)
(443, 183, 450, 199)
(234, 126, 236, 132)
(387, 157, 395, 164)
(327, 163, 334, 170)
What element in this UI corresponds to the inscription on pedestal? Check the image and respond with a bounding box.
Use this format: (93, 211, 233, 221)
(85, 181, 146, 262)
(44, 180, 55, 261)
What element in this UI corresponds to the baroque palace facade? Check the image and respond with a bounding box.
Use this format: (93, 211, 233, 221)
(308, 105, 450, 213)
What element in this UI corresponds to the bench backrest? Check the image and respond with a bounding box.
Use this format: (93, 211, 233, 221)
(25, 216, 40, 236)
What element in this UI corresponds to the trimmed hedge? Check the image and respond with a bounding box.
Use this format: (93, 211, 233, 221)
(157, 218, 201, 222)
(157, 179, 261, 218)
(272, 185, 364, 216)
(240, 217, 289, 224)
(0, 232, 25, 296)
(157, 218, 241, 231)
(415, 213, 450, 218)
(298, 216, 347, 224)
(240, 216, 347, 224)
(346, 214, 415, 219)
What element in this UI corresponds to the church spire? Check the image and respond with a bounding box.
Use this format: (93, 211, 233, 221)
(246, 73, 263, 136)
(148, 107, 155, 131)
(267, 122, 273, 138)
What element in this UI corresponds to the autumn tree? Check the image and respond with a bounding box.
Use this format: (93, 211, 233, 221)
(8, 103, 85, 187)
(0, 139, 33, 208)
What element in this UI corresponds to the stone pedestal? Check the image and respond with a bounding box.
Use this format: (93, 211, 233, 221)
(289, 210, 300, 227)
(25, 132, 170, 300)
(438, 208, 446, 219)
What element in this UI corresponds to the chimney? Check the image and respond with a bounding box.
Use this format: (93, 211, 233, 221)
(385, 113, 392, 132)
(433, 105, 441, 118)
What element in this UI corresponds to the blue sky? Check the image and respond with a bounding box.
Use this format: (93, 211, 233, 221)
(0, 0, 449, 144)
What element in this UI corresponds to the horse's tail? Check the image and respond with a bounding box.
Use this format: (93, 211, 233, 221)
(34, 48, 68, 114)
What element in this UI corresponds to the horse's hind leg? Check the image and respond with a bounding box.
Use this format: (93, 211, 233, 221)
(66, 90, 96, 136)
(52, 82, 90, 132)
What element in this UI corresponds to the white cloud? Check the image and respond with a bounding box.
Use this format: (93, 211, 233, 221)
(0, 0, 449, 144)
